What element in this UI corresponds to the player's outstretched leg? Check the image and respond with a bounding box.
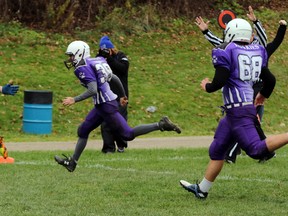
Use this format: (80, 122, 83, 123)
(159, 116, 181, 134)
(179, 180, 208, 199)
(54, 154, 77, 172)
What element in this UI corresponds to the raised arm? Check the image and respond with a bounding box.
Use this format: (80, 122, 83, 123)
(195, 16, 223, 47)
(247, 6, 267, 47)
(266, 20, 287, 58)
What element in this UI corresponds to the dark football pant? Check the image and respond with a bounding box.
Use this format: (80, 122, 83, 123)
(209, 105, 270, 160)
(73, 100, 160, 161)
(101, 104, 128, 153)
(224, 104, 265, 162)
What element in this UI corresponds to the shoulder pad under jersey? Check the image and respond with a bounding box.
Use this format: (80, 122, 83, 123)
(215, 42, 230, 50)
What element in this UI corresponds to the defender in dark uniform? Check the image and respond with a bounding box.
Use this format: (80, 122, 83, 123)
(97, 36, 130, 153)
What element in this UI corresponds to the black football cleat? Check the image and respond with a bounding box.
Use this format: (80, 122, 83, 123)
(54, 154, 77, 172)
(159, 116, 181, 134)
(258, 151, 276, 163)
(180, 180, 208, 199)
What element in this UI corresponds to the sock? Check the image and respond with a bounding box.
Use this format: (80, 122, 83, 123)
(72, 137, 88, 162)
(133, 123, 159, 137)
(199, 177, 212, 193)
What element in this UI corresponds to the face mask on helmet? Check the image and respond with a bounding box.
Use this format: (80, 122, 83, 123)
(64, 41, 91, 69)
(224, 18, 252, 43)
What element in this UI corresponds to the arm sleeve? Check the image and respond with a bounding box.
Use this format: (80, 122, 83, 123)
(205, 67, 230, 93)
(106, 54, 129, 76)
(202, 29, 223, 47)
(266, 24, 287, 58)
(253, 20, 268, 47)
(259, 67, 276, 98)
(109, 74, 126, 98)
(74, 81, 98, 102)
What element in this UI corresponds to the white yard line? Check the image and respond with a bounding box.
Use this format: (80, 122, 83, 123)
(14, 160, 281, 184)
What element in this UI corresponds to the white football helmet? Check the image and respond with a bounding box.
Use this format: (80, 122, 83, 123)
(64, 41, 91, 69)
(224, 18, 252, 43)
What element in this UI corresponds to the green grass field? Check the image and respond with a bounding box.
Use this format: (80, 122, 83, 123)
(1, 148, 288, 216)
(1, 7, 288, 216)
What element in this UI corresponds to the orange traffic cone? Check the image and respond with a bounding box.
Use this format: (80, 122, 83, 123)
(0, 136, 14, 164)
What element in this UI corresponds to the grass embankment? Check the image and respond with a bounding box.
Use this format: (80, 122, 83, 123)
(0, 9, 287, 142)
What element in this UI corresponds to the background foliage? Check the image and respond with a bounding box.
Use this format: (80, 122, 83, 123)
(1, 0, 288, 32)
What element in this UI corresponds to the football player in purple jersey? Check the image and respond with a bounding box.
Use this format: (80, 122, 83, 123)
(54, 41, 181, 172)
(195, 6, 287, 163)
(180, 18, 288, 199)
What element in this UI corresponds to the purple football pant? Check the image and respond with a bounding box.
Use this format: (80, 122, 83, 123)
(77, 100, 135, 141)
(209, 105, 269, 160)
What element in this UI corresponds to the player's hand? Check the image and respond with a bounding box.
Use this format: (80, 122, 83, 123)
(119, 96, 128, 107)
(254, 92, 266, 106)
(195, 16, 209, 31)
(1, 84, 19, 95)
(247, 6, 257, 22)
(279, 20, 287, 26)
(62, 97, 75, 106)
(200, 78, 210, 91)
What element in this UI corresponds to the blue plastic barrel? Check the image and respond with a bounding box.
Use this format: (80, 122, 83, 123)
(23, 90, 53, 134)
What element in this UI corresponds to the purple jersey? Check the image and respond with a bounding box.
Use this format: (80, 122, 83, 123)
(74, 57, 117, 104)
(212, 42, 268, 106)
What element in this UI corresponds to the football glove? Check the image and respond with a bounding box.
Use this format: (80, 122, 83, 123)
(2, 84, 19, 95)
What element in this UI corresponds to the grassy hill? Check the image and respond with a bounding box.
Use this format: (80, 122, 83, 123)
(0, 8, 287, 142)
